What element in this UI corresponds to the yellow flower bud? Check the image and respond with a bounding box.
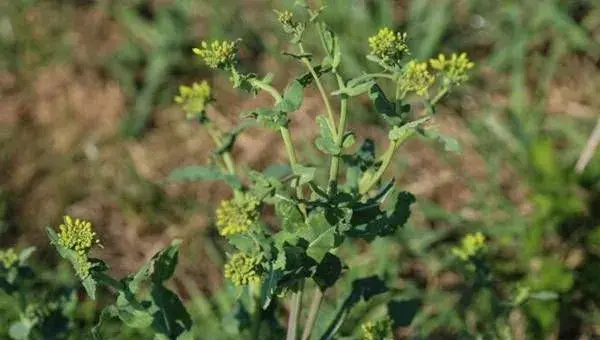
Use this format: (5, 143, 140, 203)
(368, 28, 409, 66)
(402, 60, 435, 96)
(215, 193, 260, 236)
(57, 215, 100, 278)
(429, 52, 474, 85)
(174, 81, 212, 119)
(451, 232, 486, 261)
(224, 252, 262, 286)
(193, 40, 238, 69)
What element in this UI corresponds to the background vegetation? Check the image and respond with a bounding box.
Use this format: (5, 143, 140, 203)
(1, 0, 600, 338)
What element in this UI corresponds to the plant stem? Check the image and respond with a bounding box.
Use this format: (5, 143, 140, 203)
(359, 139, 398, 195)
(287, 287, 304, 340)
(249, 77, 306, 212)
(298, 43, 337, 139)
(327, 73, 348, 195)
(205, 120, 237, 175)
(301, 289, 323, 340)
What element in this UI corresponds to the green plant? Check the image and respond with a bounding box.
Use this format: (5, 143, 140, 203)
(45, 3, 476, 339)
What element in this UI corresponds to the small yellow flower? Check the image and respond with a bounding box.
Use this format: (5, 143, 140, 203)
(451, 232, 486, 261)
(224, 252, 262, 286)
(402, 60, 435, 96)
(174, 81, 212, 119)
(57, 215, 100, 278)
(361, 317, 393, 340)
(429, 52, 474, 85)
(368, 28, 409, 66)
(215, 193, 260, 236)
(0, 248, 18, 268)
(193, 40, 238, 69)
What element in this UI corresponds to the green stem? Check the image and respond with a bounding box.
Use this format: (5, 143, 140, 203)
(298, 43, 337, 139)
(327, 73, 348, 195)
(205, 120, 236, 176)
(249, 77, 305, 213)
(301, 289, 323, 340)
(287, 287, 304, 340)
(359, 139, 398, 196)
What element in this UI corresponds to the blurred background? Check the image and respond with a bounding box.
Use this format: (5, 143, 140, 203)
(1, 0, 600, 338)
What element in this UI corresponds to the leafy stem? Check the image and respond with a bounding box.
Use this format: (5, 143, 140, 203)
(298, 43, 337, 139)
(327, 73, 348, 196)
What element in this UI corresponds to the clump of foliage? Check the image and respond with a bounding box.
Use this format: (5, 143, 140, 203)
(42, 3, 479, 339)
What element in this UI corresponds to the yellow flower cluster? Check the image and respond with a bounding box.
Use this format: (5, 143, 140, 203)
(402, 60, 435, 96)
(360, 317, 393, 340)
(57, 215, 100, 278)
(215, 193, 260, 236)
(174, 81, 212, 119)
(193, 40, 238, 69)
(224, 252, 262, 286)
(368, 28, 409, 65)
(0, 248, 18, 268)
(429, 52, 474, 85)
(275, 9, 294, 27)
(451, 232, 486, 261)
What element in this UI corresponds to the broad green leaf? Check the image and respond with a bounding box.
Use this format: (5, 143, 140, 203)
(150, 285, 192, 338)
(304, 211, 339, 262)
(315, 115, 340, 155)
(292, 164, 316, 186)
(260, 265, 283, 309)
(8, 320, 32, 340)
(341, 132, 355, 150)
(167, 165, 241, 189)
(387, 299, 420, 327)
(275, 200, 305, 232)
(152, 239, 181, 283)
(313, 252, 342, 291)
(277, 80, 304, 113)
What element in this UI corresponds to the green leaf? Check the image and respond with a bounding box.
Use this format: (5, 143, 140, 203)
(304, 210, 340, 262)
(275, 200, 305, 232)
(8, 320, 32, 340)
(320, 276, 388, 339)
(388, 117, 431, 142)
(529, 291, 559, 301)
(150, 285, 192, 337)
(321, 27, 341, 69)
(297, 64, 332, 87)
(292, 164, 316, 186)
(313, 252, 342, 291)
(92, 306, 119, 340)
(332, 80, 375, 97)
(244, 107, 289, 129)
(152, 239, 181, 283)
(167, 165, 241, 189)
(260, 265, 283, 309)
(315, 115, 340, 155)
(341, 132, 355, 150)
(421, 128, 462, 153)
(18, 247, 36, 265)
(277, 80, 304, 113)
(387, 299, 420, 327)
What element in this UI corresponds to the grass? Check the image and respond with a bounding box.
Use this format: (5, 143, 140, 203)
(1, 0, 600, 338)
